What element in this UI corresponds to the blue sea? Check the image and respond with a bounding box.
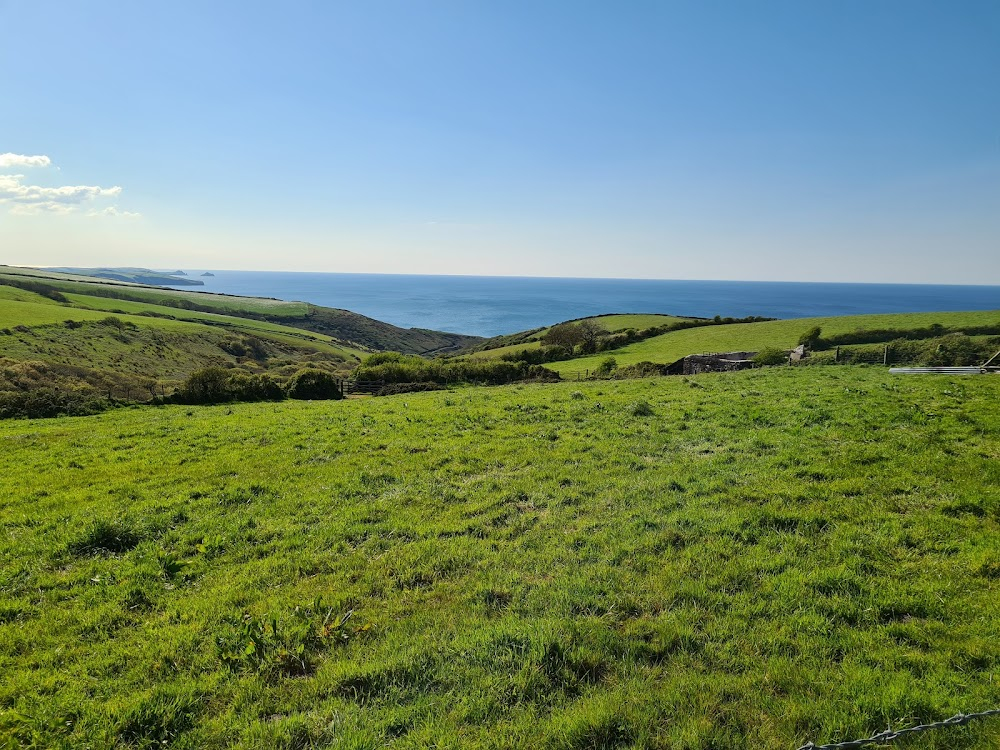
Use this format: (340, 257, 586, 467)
(164, 271, 1000, 338)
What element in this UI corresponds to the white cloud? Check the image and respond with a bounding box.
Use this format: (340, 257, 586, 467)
(0, 153, 52, 169)
(0, 173, 125, 216)
(87, 206, 141, 218)
(0, 154, 138, 218)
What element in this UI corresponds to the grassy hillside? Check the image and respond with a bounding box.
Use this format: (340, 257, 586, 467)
(466, 314, 693, 359)
(547, 309, 1000, 374)
(0, 284, 366, 408)
(2, 369, 999, 748)
(1, 266, 482, 354)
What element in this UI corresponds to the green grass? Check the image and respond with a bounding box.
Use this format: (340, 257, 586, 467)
(549, 310, 1000, 374)
(0, 291, 164, 329)
(466, 315, 691, 359)
(467, 340, 545, 359)
(60, 292, 364, 353)
(586, 314, 690, 331)
(2, 368, 1000, 748)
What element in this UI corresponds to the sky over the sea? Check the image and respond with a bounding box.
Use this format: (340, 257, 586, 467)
(2, 1, 999, 284)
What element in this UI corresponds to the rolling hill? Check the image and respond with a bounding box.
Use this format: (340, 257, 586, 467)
(1, 266, 482, 355)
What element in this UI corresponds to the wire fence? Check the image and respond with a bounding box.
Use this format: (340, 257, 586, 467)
(796, 709, 1000, 749)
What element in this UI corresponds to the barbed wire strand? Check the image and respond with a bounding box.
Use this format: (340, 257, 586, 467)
(796, 709, 1000, 750)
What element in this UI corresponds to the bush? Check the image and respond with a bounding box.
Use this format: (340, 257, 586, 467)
(227, 371, 285, 402)
(753, 348, 788, 366)
(611, 361, 668, 379)
(804, 334, 1000, 367)
(595, 357, 618, 376)
(179, 368, 232, 404)
(286, 368, 343, 400)
(219, 335, 268, 360)
(354, 357, 559, 386)
(177, 368, 286, 404)
(0, 388, 108, 419)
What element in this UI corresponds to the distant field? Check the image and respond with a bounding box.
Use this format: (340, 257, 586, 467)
(2, 369, 999, 748)
(467, 340, 545, 359)
(586, 313, 690, 331)
(0, 290, 206, 332)
(549, 309, 1000, 374)
(466, 314, 691, 359)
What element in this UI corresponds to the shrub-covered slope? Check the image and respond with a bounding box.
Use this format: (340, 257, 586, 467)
(2, 369, 999, 748)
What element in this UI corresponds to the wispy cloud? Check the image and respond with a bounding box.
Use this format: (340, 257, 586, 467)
(0, 154, 136, 217)
(87, 206, 141, 219)
(0, 153, 52, 169)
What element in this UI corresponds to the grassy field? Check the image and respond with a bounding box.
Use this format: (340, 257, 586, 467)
(2, 368, 999, 748)
(585, 314, 691, 331)
(1, 267, 482, 354)
(466, 315, 692, 359)
(548, 310, 1000, 374)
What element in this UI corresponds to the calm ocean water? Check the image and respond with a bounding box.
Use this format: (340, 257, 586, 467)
(165, 271, 1000, 338)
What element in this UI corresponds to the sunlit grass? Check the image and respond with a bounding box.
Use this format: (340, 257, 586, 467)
(548, 309, 1000, 374)
(2, 368, 999, 748)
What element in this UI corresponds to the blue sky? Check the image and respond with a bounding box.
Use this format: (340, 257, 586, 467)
(2, 1, 998, 283)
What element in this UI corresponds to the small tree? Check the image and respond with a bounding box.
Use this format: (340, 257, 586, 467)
(543, 323, 585, 350)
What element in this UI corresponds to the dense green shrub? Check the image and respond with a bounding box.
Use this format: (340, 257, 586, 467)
(806, 334, 1000, 367)
(227, 371, 286, 401)
(219, 336, 269, 360)
(810, 323, 1000, 350)
(610, 361, 669, 379)
(286, 368, 343, 400)
(754, 348, 789, 366)
(178, 368, 232, 403)
(177, 368, 286, 404)
(595, 357, 618, 376)
(355, 355, 559, 386)
(0, 388, 108, 419)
